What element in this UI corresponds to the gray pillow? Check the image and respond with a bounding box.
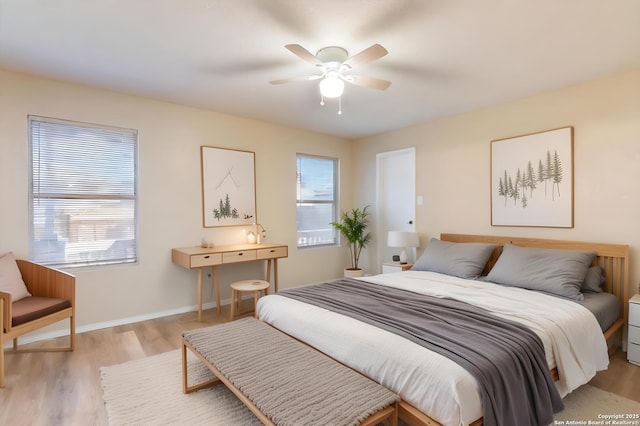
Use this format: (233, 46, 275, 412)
(485, 244, 595, 301)
(581, 266, 605, 293)
(411, 238, 497, 279)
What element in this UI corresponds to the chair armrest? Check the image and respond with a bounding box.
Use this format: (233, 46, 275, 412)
(15, 260, 75, 307)
(0, 290, 11, 333)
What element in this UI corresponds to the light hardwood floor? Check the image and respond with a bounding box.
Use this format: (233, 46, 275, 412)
(1, 305, 639, 426)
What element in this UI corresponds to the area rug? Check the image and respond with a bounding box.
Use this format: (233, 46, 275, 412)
(101, 349, 260, 426)
(101, 349, 640, 426)
(553, 384, 640, 425)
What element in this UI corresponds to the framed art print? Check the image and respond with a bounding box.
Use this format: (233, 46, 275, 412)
(201, 146, 256, 227)
(490, 126, 574, 228)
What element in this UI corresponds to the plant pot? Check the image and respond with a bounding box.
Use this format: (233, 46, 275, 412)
(344, 268, 364, 278)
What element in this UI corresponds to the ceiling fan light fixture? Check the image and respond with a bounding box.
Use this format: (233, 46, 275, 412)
(273, 43, 390, 114)
(319, 75, 344, 98)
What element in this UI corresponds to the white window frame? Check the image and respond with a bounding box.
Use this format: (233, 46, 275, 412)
(28, 115, 138, 268)
(296, 153, 338, 248)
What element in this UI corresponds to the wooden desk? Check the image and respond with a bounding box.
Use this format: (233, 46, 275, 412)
(172, 243, 288, 321)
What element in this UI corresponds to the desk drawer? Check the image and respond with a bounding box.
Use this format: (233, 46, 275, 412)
(190, 253, 222, 268)
(223, 250, 257, 263)
(257, 246, 288, 260)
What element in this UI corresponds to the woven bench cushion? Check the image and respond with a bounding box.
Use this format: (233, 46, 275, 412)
(12, 297, 71, 327)
(183, 317, 399, 426)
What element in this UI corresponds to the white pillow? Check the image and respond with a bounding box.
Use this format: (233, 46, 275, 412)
(0, 252, 32, 302)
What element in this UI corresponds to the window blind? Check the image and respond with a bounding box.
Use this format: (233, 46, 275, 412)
(296, 154, 338, 248)
(29, 116, 138, 267)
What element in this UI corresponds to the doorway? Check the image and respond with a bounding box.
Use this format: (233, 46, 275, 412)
(376, 148, 416, 273)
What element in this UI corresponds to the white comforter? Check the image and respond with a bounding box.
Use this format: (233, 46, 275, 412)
(256, 271, 609, 426)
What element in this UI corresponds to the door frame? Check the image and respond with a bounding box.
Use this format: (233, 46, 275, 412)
(375, 147, 416, 273)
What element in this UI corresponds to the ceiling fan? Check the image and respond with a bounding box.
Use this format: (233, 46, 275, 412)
(270, 43, 391, 114)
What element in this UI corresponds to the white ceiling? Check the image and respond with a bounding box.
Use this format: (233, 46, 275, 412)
(1, 0, 639, 139)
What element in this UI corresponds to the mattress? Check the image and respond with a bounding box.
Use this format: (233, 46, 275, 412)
(257, 270, 609, 426)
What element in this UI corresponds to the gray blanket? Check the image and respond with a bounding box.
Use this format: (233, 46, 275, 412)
(279, 278, 564, 426)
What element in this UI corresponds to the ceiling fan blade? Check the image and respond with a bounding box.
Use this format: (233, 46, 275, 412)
(285, 44, 322, 66)
(269, 75, 322, 85)
(342, 44, 388, 69)
(346, 75, 392, 90)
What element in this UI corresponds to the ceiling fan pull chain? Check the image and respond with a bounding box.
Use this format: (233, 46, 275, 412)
(320, 94, 325, 106)
(338, 95, 342, 115)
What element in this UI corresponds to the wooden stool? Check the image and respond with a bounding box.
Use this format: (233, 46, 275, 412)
(229, 280, 270, 320)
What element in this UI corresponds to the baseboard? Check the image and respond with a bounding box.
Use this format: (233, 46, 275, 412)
(4, 296, 238, 348)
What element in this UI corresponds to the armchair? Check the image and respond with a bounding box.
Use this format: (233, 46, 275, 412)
(0, 257, 75, 388)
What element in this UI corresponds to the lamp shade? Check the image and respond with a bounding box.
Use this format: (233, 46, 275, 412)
(387, 231, 407, 247)
(387, 231, 419, 248)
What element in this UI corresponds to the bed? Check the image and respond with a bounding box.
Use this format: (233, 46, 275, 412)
(256, 234, 630, 426)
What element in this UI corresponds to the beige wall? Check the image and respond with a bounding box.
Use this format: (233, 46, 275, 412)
(3, 66, 639, 339)
(0, 69, 353, 334)
(354, 68, 640, 294)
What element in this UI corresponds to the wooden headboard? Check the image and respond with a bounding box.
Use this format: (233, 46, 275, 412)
(440, 234, 631, 326)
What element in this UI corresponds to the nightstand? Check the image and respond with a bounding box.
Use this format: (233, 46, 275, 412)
(382, 262, 413, 273)
(629, 294, 640, 366)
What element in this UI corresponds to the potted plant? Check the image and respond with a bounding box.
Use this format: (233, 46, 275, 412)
(331, 206, 372, 277)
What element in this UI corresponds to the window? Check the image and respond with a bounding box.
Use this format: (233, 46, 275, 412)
(296, 154, 338, 248)
(29, 116, 138, 268)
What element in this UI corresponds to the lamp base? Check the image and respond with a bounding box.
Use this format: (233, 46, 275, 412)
(399, 249, 408, 264)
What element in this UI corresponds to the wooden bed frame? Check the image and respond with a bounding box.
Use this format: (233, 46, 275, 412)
(396, 233, 631, 426)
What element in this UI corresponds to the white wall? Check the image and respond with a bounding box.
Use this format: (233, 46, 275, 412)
(354, 68, 640, 295)
(0, 69, 353, 334)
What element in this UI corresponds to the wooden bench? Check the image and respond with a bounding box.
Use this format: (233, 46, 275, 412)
(182, 317, 399, 426)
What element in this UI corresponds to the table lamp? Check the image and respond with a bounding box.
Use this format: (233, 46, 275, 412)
(387, 231, 420, 264)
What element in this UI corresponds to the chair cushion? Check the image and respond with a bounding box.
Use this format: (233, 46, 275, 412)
(0, 252, 32, 302)
(11, 297, 71, 327)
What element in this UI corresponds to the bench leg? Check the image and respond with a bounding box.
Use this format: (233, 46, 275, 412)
(360, 402, 398, 426)
(182, 340, 220, 394)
